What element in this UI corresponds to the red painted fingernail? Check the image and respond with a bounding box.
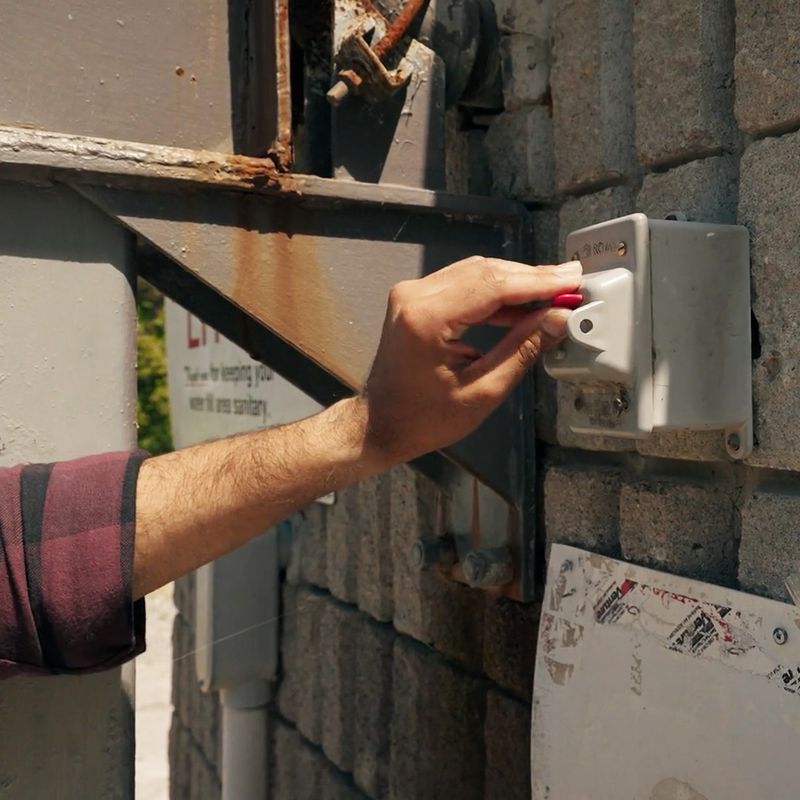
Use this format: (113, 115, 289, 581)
(552, 293, 584, 309)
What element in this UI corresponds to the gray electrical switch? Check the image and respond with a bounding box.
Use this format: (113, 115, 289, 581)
(544, 213, 752, 459)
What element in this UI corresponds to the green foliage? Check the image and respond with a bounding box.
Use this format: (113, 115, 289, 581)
(137, 278, 173, 455)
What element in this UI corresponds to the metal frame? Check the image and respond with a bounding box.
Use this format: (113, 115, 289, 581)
(0, 124, 538, 600)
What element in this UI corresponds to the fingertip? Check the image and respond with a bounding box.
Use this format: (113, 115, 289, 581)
(550, 260, 583, 280)
(539, 307, 571, 339)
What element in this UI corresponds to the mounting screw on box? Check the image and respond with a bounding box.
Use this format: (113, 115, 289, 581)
(544, 213, 753, 459)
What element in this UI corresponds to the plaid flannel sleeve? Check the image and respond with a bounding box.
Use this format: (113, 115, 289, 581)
(0, 450, 148, 677)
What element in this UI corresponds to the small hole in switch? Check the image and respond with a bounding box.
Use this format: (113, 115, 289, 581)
(579, 319, 594, 334)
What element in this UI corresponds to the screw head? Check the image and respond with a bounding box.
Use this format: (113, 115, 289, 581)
(614, 391, 630, 416)
(617, 241, 627, 257)
(560, 559, 573, 573)
(773, 626, 788, 645)
(727, 433, 741, 452)
(410, 539, 427, 569)
(571, 251, 580, 261)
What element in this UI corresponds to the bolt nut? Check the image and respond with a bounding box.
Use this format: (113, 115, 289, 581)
(462, 547, 513, 588)
(773, 626, 788, 645)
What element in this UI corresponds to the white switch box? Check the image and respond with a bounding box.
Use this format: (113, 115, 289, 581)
(544, 213, 752, 459)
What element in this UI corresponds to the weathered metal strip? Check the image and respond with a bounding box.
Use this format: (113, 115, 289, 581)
(0, 125, 523, 219)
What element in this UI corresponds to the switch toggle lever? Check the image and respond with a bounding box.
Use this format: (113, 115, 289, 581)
(552, 293, 584, 310)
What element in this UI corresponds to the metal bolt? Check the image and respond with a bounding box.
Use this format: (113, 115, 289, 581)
(617, 241, 627, 257)
(326, 80, 351, 107)
(773, 627, 788, 645)
(553, 347, 567, 361)
(614, 390, 630, 416)
(571, 251, 580, 262)
(560, 559, 573, 573)
(727, 433, 741, 452)
(462, 547, 513, 588)
(410, 535, 456, 572)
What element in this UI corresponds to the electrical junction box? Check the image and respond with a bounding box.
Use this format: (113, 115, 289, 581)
(544, 213, 752, 459)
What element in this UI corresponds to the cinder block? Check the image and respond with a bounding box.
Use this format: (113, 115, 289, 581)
(356, 473, 394, 622)
(172, 615, 195, 732)
(637, 156, 739, 224)
(320, 598, 360, 772)
(173, 572, 195, 622)
(319, 764, 368, 800)
(323, 475, 395, 620)
(390, 638, 486, 800)
(277, 584, 326, 745)
(272, 721, 302, 800)
(635, 430, 729, 463)
(735, 1, 800, 135)
(739, 132, 800, 471)
(633, 0, 736, 166)
(294, 741, 325, 800)
(738, 489, 800, 602)
(558, 185, 635, 264)
(169, 718, 191, 800)
(287, 505, 328, 589)
(485, 106, 554, 201)
(544, 465, 622, 557)
(484, 690, 531, 800)
(325, 484, 363, 606)
(494, 0, 552, 109)
(552, 0, 635, 191)
(483, 596, 540, 701)
(620, 480, 737, 585)
(277, 583, 300, 723)
(445, 107, 470, 196)
(196, 687, 221, 771)
(353, 617, 394, 799)
(272, 721, 367, 800)
(189, 738, 221, 800)
(389, 466, 486, 670)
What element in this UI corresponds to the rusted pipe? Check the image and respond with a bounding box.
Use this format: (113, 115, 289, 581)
(373, 0, 428, 59)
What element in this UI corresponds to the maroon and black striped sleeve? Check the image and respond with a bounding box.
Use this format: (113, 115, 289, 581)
(0, 450, 148, 677)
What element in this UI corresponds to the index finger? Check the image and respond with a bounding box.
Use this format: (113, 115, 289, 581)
(433, 257, 583, 328)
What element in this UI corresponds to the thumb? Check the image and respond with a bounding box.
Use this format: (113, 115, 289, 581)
(462, 307, 571, 396)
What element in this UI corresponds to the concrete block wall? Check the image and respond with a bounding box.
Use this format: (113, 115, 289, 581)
(170, 1, 800, 797)
(170, 573, 222, 800)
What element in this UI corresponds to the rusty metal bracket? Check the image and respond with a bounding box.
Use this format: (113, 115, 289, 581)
(0, 125, 538, 600)
(327, 22, 412, 106)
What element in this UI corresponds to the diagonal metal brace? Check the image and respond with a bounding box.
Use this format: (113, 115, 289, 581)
(0, 125, 538, 600)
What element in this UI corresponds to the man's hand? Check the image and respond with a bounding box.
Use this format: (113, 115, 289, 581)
(133, 256, 580, 597)
(362, 256, 582, 464)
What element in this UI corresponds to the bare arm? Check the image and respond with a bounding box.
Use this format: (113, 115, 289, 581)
(133, 256, 582, 598)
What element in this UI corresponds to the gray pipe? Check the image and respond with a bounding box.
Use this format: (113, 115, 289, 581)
(220, 680, 272, 800)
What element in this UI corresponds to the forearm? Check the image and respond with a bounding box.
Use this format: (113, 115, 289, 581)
(133, 396, 382, 598)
